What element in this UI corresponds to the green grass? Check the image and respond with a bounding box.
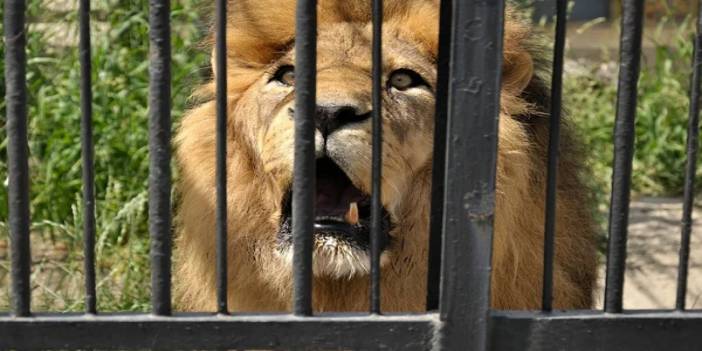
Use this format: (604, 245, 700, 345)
(0, 0, 207, 311)
(566, 15, 699, 201)
(0, 1, 700, 312)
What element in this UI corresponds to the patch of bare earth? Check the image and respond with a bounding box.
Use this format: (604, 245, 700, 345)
(0, 234, 82, 311)
(595, 197, 702, 309)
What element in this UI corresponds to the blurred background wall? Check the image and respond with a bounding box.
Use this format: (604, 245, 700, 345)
(530, 0, 698, 21)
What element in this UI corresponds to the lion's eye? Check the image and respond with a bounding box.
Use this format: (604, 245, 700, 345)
(388, 69, 427, 91)
(272, 65, 295, 86)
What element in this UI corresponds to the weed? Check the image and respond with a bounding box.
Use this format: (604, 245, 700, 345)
(0, 0, 207, 311)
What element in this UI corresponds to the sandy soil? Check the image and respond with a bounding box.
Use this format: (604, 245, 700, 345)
(594, 197, 702, 310)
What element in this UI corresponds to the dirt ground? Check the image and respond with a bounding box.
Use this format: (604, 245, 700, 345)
(594, 197, 702, 310)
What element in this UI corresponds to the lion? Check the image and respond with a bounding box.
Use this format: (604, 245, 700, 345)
(174, 0, 598, 312)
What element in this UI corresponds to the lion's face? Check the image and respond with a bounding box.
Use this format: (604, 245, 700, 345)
(177, 1, 598, 312)
(234, 23, 436, 278)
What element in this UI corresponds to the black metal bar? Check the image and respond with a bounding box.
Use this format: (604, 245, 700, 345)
(438, 0, 505, 349)
(79, 0, 97, 315)
(148, 0, 173, 316)
(0, 313, 436, 350)
(8, 311, 702, 350)
(214, 0, 229, 315)
(491, 311, 702, 351)
(604, 0, 645, 313)
(369, 0, 383, 315)
(292, 0, 317, 316)
(541, 0, 568, 312)
(426, 0, 453, 312)
(4, 0, 31, 318)
(676, 0, 702, 312)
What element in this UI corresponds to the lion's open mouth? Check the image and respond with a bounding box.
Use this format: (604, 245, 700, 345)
(277, 157, 392, 252)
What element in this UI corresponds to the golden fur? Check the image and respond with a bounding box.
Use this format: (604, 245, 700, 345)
(174, 0, 598, 312)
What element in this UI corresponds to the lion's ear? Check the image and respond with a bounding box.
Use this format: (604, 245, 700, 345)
(222, 0, 297, 65)
(501, 11, 536, 95)
(502, 49, 534, 96)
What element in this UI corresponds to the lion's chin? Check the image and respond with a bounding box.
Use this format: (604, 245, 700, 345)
(276, 236, 391, 279)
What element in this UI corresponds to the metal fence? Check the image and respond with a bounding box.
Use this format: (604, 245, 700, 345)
(3, 0, 702, 349)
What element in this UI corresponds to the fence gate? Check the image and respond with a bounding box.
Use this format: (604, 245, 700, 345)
(3, 0, 702, 350)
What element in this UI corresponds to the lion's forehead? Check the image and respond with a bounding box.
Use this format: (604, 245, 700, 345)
(272, 22, 435, 78)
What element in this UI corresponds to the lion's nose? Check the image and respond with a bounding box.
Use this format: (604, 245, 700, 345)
(315, 105, 371, 138)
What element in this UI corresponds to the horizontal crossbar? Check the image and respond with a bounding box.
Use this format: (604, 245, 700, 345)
(491, 310, 702, 351)
(4, 311, 702, 350)
(0, 313, 437, 350)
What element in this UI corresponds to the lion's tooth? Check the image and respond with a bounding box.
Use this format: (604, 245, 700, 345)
(345, 202, 359, 225)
